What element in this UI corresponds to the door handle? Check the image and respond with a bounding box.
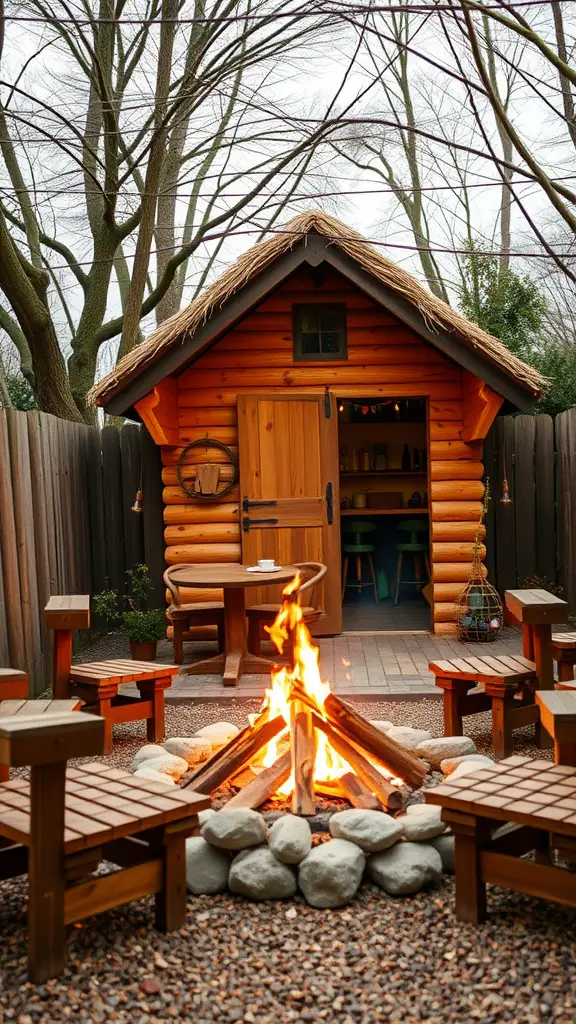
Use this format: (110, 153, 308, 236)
(325, 482, 334, 525)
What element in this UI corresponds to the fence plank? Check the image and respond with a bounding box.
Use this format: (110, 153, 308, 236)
(27, 412, 53, 686)
(86, 426, 107, 595)
(557, 408, 576, 608)
(514, 416, 536, 584)
(534, 414, 556, 583)
(141, 427, 165, 608)
(101, 426, 126, 593)
(0, 410, 24, 670)
(120, 424, 145, 571)
(494, 416, 517, 593)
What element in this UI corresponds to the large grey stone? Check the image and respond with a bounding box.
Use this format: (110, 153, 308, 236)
(370, 720, 394, 734)
(449, 759, 494, 782)
(329, 809, 404, 853)
(269, 815, 311, 864)
(195, 722, 240, 751)
(198, 808, 217, 827)
(133, 766, 176, 786)
(416, 736, 476, 767)
(186, 836, 230, 895)
(401, 804, 446, 841)
(385, 726, 433, 750)
(368, 842, 443, 895)
(131, 744, 166, 772)
(141, 753, 189, 780)
(298, 839, 365, 908)
(440, 753, 493, 776)
(163, 736, 212, 766)
(431, 835, 455, 873)
(229, 847, 297, 900)
(202, 808, 267, 850)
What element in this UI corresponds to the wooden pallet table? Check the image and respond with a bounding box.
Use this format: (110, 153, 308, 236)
(428, 654, 538, 758)
(0, 713, 210, 982)
(426, 756, 576, 923)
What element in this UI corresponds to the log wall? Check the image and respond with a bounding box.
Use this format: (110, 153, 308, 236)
(159, 266, 486, 635)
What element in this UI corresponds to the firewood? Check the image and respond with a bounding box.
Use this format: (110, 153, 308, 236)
(291, 700, 316, 815)
(315, 779, 347, 798)
(323, 692, 428, 789)
(225, 752, 292, 809)
(340, 772, 381, 810)
(313, 715, 404, 812)
(184, 712, 286, 795)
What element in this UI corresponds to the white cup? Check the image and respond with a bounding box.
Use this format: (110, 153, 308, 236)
(258, 558, 276, 571)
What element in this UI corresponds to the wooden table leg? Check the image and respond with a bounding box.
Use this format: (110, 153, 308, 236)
(28, 761, 66, 982)
(155, 836, 187, 932)
(450, 814, 490, 924)
(557, 657, 576, 683)
(533, 624, 554, 748)
(222, 587, 247, 686)
(441, 679, 464, 736)
(491, 693, 514, 759)
(137, 678, 170, 742)
(522, 622, 534, 660)
(53, 628, 72, 699)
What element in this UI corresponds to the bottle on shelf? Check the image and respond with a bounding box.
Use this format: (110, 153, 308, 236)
(401, 444, 411, 471)
(361, 447, 371, 472)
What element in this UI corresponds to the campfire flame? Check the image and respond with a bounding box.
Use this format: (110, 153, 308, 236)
(259, 575, 399, 798)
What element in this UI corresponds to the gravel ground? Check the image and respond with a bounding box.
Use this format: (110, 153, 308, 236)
(2, 700, 576, 1024)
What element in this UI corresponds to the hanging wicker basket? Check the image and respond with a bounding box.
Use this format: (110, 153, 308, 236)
(456, 479, 503, 643)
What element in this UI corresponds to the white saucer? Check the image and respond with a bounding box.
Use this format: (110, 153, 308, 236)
(246, 565, 283, 573)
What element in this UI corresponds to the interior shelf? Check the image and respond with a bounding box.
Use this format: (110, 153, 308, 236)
(339, 470, 427, 477)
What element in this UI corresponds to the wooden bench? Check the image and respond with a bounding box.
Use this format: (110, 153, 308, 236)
(551, 632, 576, 684)
(0, 668, 28, 699)
(0, 697, 82, 782)
(0, 712, 209, 982)
(45, 596, 179, 753)
(426, 756, 576, 923)
(429, 654, 539, 758)
(536, 690, 576, 766)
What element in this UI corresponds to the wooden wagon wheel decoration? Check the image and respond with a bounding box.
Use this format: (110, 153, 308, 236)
(177, 437, 238, 500)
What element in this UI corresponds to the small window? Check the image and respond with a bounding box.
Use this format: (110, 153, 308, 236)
(293, 304, 347, 361)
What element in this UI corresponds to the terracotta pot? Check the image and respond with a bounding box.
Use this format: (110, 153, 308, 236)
(129, 640, 157, 661)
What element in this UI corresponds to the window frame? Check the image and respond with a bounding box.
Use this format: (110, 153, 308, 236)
(292, 303, 348, 362)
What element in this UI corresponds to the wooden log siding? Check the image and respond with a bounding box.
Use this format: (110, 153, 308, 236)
(156, 266, 489, 635)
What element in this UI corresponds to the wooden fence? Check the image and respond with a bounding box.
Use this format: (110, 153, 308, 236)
(0, 410, 164, 695)
(484, 407, 576, 608)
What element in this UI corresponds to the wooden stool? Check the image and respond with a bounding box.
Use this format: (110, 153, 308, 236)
(552, 632, 576, 683)
(429, 654, 539, 758)
(0, 713, 209, 982)
(341, 521, 378, 604)
(536, 690, 576, 765)
(247, 561, 327, 656)
(394, 519, 430, 605)
(68, 660, 178, 753)
(505, 589, 568, 691)
(0, 668, 28, 699)
(0, 697, 82, 781)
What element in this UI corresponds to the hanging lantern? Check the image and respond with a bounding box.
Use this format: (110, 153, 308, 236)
(456, 480, 503, 643)
(131, 488, 143, 513)
(500, 476, 512, 504)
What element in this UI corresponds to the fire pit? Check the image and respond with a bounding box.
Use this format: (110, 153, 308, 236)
(184, 576, 428, 814)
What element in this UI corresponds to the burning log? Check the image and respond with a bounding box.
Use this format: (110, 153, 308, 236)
(185, 712, 286, 795)
(323, 693, 428, 789)
(315, 779, 347, 799)
(291, 700, 316, 816)
(225, 752, 292, 809)
(340, 772, 381, 810)
(313, 715, 404, 812)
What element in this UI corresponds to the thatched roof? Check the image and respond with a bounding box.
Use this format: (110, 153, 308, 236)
(90, 210, 545, 407)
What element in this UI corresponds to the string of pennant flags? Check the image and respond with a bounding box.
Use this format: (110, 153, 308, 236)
(337, 399, 399, 416)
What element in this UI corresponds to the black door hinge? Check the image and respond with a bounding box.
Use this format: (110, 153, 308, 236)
(325, 481, 334, 525)
(243, 516, 279, 532)
(242, 497, 278, 511)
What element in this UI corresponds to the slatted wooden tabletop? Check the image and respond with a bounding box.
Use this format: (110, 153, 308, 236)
(69, 660, 179, 685)
(426, 756, 576, 835)
(0, 699, 81, 717)
(0, 763, 210, 854)
(429, 654, 536, 682)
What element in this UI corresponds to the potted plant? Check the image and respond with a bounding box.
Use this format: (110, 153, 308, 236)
(93, 564, 166, 661)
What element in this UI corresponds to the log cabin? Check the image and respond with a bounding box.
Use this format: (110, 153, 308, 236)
(90, 212, 544, 637)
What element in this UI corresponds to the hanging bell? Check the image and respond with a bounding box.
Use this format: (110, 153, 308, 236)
(500, 477, 512, 504)
(131, 488, 143, 513)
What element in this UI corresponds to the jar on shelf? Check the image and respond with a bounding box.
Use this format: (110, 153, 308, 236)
(361, 447, 371, 472)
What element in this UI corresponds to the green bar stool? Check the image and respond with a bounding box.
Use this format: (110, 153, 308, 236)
(341, 521, 379, 604)
(394, 519, 431, 605)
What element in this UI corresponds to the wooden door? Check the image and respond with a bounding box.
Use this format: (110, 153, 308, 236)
(237, 393, 341, 634)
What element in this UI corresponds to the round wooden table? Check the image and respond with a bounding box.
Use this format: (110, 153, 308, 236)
(169, 563, 299, 686)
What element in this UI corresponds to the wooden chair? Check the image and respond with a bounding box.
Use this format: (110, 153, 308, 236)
(0, 712, 209, 982)
(45, 596, 179, 753)
(164, 564, 225, 664)
(246, 562, 327, 656)
(429, 653, 540, 758)
(552, 632, 576, 684)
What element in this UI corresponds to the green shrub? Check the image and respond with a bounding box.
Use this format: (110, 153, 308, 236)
(92, 565, 166, 643)
(122, 608, 166, 643)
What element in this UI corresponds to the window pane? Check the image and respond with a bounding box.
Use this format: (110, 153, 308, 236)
(300, 310, 320, 333)
(320, 309, 341, 331)
(301, 332, 320, 354)
(321, 331, 341, 353)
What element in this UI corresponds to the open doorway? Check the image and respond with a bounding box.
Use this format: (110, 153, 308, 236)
(338, 397, 431, 632)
